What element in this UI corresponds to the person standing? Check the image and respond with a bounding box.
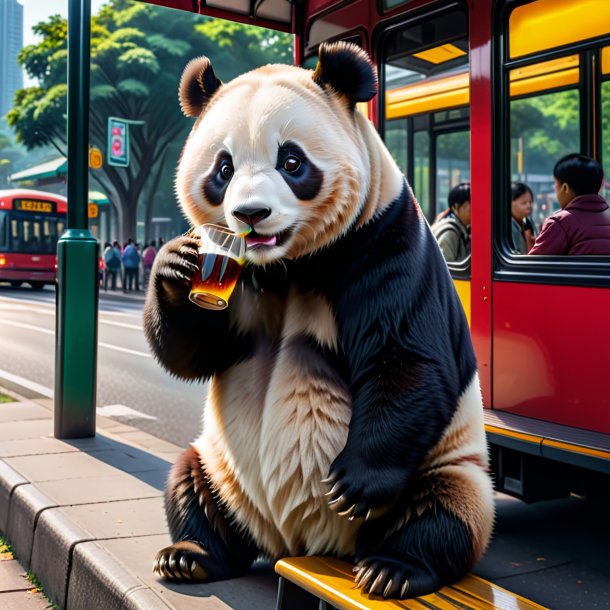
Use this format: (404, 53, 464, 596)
(103, 241, 121, 290)
(431, 182, 471, 262)
(529, 154, 610, 255)
(142, 240, 157, 289)
(122, 238, 141, 292)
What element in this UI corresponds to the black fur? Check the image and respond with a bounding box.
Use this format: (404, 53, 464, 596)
(179, 56, 222, 118)
(203, 151, 233, 206)
(143, 235, 253, 380)
(288, 183, 475, 517)
(158, 446, 259, 581)
(354, 501, 473, 598)
(276, 141, 324, 200)
(313, 42, 378, 106)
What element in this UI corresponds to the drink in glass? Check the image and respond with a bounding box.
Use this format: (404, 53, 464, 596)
(189, 224, 246, 310)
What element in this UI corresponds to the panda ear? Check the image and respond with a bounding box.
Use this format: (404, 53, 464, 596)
(179, 57, 223, 118)
(313, 42, 377, 107)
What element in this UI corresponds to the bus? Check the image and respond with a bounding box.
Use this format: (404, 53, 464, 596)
(0, 189, 67, 289)
(145, 0, 610, 502)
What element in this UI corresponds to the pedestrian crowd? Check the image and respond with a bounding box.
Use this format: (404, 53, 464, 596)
(100, 238, 163, 293)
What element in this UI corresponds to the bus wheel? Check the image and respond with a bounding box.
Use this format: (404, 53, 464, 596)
(10, 281, 23, 287)
(29, 281, 44, 290)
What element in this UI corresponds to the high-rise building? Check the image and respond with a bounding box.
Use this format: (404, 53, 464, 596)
(0, 0, 24, 118)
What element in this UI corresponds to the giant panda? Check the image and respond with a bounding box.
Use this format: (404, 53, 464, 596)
(143, 42, 494, 600)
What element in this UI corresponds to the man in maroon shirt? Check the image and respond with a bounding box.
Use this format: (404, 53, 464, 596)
(529, 154, 610, 255)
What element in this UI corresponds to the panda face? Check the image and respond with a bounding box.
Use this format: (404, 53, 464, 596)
(176, 65, 370, 264)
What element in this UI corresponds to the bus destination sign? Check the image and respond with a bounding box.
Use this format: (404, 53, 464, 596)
(15, 199, 56, 213)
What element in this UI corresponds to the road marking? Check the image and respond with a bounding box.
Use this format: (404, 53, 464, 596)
(0, 319, 151, 358)
(0, 297, 142, 329)
(98, 342, 151, 358)
(97, 404, 157, 420)
(0, 368, 54, 398)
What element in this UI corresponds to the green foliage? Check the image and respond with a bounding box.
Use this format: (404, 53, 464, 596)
(7, 0, 294, 239)
(510, 89, 580, 177)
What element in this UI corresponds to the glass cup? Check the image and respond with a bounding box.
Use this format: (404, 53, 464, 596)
(188, 224, 246, 310)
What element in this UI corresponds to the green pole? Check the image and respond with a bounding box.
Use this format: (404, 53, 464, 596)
(55, 0, 98, 438)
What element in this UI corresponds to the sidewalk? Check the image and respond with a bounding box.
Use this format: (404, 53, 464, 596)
(0, 383, 278, 609)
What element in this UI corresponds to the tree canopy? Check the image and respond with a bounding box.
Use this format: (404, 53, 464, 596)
(8, 0, 293, 241)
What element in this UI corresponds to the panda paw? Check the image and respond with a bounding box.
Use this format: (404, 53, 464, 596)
(354, 555, 441, 599)
(324, 457, 405, 520)
(152, 235, 200, 303)
(153, 541, 209, 582)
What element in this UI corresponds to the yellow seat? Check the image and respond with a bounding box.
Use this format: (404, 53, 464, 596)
(275, 556, 548, 610)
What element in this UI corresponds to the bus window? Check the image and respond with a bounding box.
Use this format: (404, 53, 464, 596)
(510, 86, 580, 237)
(501, 0, 610, 259)
(382, 6, 470, 265)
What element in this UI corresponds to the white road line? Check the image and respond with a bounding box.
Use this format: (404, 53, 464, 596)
(98, 342, 151, 358)
(0, 368, 53, 398)
(0, 319, 151, 358)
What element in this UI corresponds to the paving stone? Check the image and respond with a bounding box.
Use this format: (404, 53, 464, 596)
(0, 460, 27, 532)
(0, 436, 85, 459)
(0, 421, 53, 442)
(60, 497, 166, 539)
(0, 403, 53, 423)
(0, 590, 51, 610)
(0, 556, 32, 592)
(30, 507, 94, 609)
(36, 473, 162, 506)
(4, 450, 141, 483)
(6, 485, 57, 568)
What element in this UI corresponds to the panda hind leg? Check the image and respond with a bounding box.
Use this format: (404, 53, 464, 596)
(354, 464, 493, 599)
(154, 445, 259, 583)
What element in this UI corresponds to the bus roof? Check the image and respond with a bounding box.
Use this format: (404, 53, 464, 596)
(0, 189, 68, 213)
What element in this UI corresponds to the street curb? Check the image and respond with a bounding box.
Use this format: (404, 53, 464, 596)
(0, 378, 175, 610)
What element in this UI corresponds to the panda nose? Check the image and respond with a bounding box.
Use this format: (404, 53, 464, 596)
(232, 206, 271, 227)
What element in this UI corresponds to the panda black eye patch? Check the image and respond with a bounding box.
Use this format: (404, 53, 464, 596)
(276, 141, 323, 201)
(203, 151, 234, 206)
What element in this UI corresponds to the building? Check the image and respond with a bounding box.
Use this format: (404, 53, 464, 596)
(0, 0, 24, 118)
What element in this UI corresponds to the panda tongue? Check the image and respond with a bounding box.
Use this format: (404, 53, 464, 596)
(246, 235, 277, 247)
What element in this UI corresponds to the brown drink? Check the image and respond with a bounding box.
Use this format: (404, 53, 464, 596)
(188, 224, 246, 310)
(190, 252, 243, 309)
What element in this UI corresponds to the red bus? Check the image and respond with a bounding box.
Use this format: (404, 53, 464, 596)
(146, 0, 610, 501)
(0, 189, 67, 289)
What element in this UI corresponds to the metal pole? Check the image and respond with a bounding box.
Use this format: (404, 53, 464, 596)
(55, 0, 98, 438)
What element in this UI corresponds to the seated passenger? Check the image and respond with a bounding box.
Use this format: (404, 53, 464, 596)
(511, 182, 536, 253)
(431, 182, 471, 262)
(529, 154, 610, 255)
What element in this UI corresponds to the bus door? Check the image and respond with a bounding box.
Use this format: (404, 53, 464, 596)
(380, 4, 472, 322)
(492, 0, 610, 436)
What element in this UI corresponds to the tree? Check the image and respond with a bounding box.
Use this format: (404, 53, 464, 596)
(8, 0, 293, 241)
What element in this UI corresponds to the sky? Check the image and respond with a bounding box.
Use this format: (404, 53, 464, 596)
(19, 0, 106, 85)
(20, 0, 106, 47)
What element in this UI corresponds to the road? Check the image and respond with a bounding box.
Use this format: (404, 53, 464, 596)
(0, 284, 206, 447)
(0, 284, 608, 609)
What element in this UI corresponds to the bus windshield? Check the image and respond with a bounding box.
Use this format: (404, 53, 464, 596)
(0, 210, 66, 254)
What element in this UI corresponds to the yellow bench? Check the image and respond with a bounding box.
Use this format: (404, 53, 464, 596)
(275, 556, 548, 610)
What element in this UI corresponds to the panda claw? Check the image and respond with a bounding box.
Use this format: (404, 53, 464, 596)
(321, 475, 336, 485)
(337, 504, 357, 518)
(383, 579, 394, 599)
(400, 579, 410, 598)
(369, 570, 386, 595)
(324, 482, 341, 497)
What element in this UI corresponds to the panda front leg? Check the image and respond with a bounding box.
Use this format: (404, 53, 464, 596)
(352, 462, 494, 599)
(154, 445, 259, 582)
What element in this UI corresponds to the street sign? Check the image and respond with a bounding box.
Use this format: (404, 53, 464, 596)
(107, 117, 130, 167)
(89, 147, 103, 169)
(88, 203, 99, 219)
